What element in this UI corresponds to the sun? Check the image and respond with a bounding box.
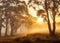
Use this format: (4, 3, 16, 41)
(37, 17, 43, 23)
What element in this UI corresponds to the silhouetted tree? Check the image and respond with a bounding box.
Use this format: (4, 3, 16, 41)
(44, 0, 53, 35)
(0, 0, 33, 36)
(52, 0, 60, 36)
(0, 9, 2, 36)
(44, 0, 60, 36)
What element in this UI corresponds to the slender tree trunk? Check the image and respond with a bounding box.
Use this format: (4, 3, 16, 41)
(52, 10, 56, 36)
(52, 0, 56, 36)
(5, 17, 8, 36)
(45, 0, 52, 35)
(52, 16, 55, 35)
(46, 10, 52, 35)
(0, 13, 2, 37)
(10, 18, 14, 35)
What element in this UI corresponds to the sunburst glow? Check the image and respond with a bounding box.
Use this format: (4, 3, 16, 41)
(37, 17, 43, 23)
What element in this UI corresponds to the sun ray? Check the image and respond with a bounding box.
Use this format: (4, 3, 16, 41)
(36, 17, 43, 23)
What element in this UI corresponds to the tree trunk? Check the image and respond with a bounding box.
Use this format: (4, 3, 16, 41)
(47, 11, 52, 35)
(51, 10, 56, 36)
(45, 0, 52, 35)
(10, 18, 14, 35)
(52, 0, 56, 36)
(5, 17, 8, 36)
(0, 13, 2, 37)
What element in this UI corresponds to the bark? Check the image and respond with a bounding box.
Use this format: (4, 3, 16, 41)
(5, 16, 8, 36)
(0, 13, 2, 37)
(52, 13, 56, 36)
(10, 17, 14, 35)
(52, 0, 56, 36)
(45, 0, 52, 35)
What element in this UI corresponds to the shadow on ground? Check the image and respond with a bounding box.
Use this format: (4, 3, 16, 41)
(0, 33, 60, 43)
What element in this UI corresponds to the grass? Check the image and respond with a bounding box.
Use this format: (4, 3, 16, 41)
(0, 33, 60, 43)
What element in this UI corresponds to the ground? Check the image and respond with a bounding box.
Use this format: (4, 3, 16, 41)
(0, 33, 60, 43)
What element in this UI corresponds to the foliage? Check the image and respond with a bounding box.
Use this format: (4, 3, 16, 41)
(0, 0, 33, 36)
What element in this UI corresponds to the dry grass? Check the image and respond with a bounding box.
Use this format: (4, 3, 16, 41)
(0, 33, 60, 43)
